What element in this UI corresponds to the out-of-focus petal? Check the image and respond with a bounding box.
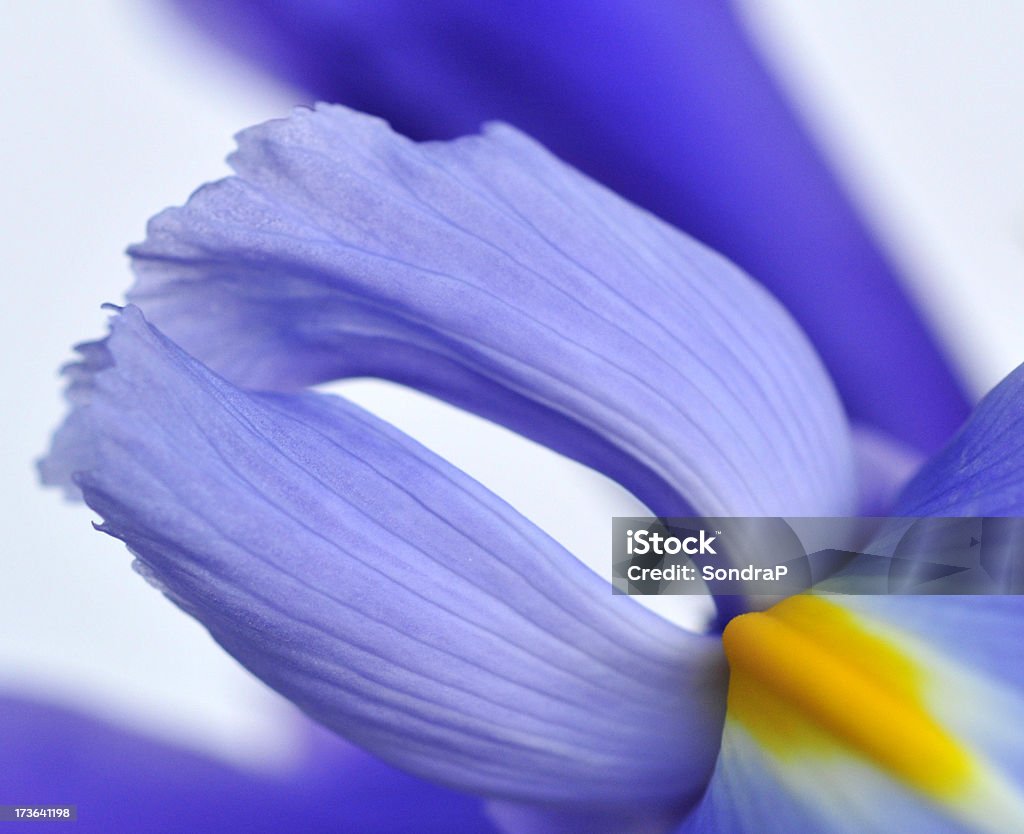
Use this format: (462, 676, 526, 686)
(893, 362, 1024, 516)
(127, 104, 856, 518)
(837, 596, 1024, 783)
(169, 0, 969, 452)
(676, 595, 1024, 833)
(39, 307, 726, 810)
(486, 800, 680, 834)
(0, 693, 496, 833)
(851, 425, 924, 516)
(677, 725, 973, 834)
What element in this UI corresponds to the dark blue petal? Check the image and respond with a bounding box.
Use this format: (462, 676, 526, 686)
(169, 0, 969, 452)
(127, 104, 856, 518)
(894, 362, 1024, 516)
(0, 693, 496, 833)
(40, 307, 726, 810)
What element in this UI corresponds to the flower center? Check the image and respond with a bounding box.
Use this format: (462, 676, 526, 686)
(721, 595, 972, 798)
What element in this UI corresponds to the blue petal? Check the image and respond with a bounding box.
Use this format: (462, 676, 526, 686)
(127, 104, 856, 518)
(39, 306, 726, 810)
(0, 693, 496, 833)
(894, 362, 1024, 516)
(168, 0, 969, 452)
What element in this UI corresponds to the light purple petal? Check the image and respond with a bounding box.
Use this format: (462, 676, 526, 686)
(127, 104, 856, 518)
(39, 306, 726, 810)
(839, 595, 1024, 785)
(894, 362, 1024, 516)
(168, 0, 971, 454)
(675, 725, 974, 834)
(678, 596, 1024, 833)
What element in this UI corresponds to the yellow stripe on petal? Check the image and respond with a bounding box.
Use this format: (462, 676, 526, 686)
(722, 595, 973, 799)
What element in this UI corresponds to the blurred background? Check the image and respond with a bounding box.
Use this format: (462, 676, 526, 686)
(1, 0, 1022, 773)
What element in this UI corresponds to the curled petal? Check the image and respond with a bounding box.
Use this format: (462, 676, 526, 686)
(128, 104, 856, 518)
(40, 307, 726, 810)
(171, 0, 969, 451)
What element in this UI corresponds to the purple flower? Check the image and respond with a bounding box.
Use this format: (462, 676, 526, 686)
(39, 106, 1024, 832)
(170, 0, 970, 452)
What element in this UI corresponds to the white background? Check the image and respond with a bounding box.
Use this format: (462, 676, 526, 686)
(1, 1, 1021, 769)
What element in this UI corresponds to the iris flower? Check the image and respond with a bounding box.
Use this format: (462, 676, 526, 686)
(38, 106, 1024, 833)
(170, 0, 970, 453)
